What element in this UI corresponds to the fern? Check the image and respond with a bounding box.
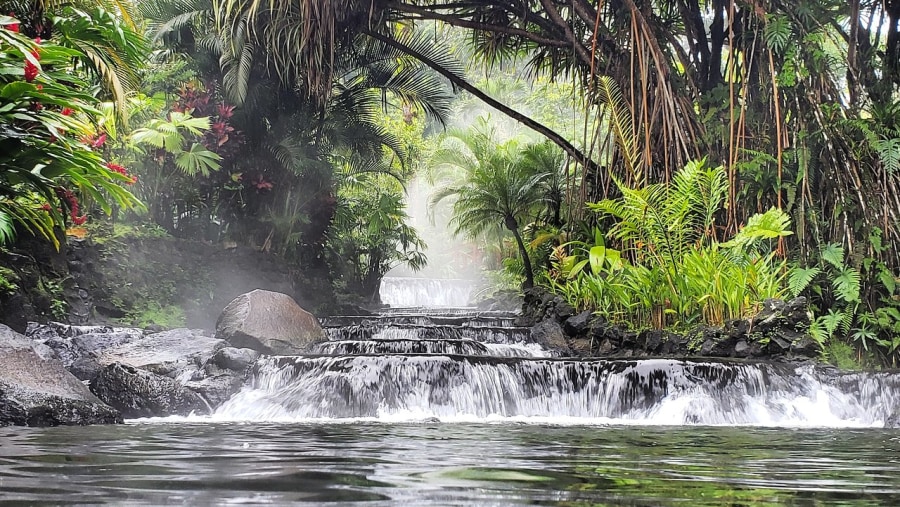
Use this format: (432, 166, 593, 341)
(820, 243, 845, 269)
(819, 308, 853, 337)
(595, 76, 641, 184)
(873, 137, 900, 174)
(788, 266, 821, 298)
(833, 267, 861, 303)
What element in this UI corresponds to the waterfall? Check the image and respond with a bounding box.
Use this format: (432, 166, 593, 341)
(211, 303, 900, 427)
(380, 277, 476, 307)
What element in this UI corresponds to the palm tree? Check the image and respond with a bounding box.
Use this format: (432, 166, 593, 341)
(431, 134, 548, 289)
(521, 140, 569, 228)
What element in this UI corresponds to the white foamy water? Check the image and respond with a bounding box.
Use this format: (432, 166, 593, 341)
(380, 277, 476, 307)
(188, 356, 897, 428)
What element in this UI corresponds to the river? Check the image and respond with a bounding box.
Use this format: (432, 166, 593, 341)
(2, 422, 899, 505)
(1, 278, 898, 505)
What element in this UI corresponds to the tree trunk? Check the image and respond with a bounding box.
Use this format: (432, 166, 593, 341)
(505, 215, 535, 289)
(362, 29, 600, 174)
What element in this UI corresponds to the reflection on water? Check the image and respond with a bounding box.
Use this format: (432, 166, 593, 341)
(1, 422, 898, 505)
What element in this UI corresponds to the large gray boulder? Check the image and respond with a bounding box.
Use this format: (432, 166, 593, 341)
(215, 289, 325, 354)
(0, 325, 121, 426)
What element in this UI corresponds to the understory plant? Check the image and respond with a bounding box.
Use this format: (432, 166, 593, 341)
(790, 233, 900, 367)
(544, 160, 792, 329)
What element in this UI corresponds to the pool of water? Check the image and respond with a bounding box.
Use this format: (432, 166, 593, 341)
(1, 422, 898, 505)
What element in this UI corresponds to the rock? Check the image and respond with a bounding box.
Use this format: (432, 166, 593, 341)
(784, 296, 810, 328)
(790, 336, 821, 358)
(210, 347, 259, 372)
(553, 298, 575, 320)
(885, 408, 900, 429)
(734, 340, 750, 358)
(475, 289, 522, 312)
(90, 363, 207, 419)
(25, 323, 222, 382)
(568, 337, 593, 356)
(0, 325, 121, 427)
(724, 319, 750, 340)
(98, 328, 224, 378)
(70, 355, 103, 381)
(754, 298, 787, 327)
(697, 327, 736, 357)
(591, 321, 624, 347)
(765, 334, 793, 355)
(597, 338, 616, 355)
(752, 297, 810, 332)
(216, 289, 325, 354)
(529, 319, 571, 354)
(26, 322, 144, 380)
(564, 311, 594, 336)
(185, 373, 246, 408)
(639, 330, 665, 354)
(620, 331, 639, 349)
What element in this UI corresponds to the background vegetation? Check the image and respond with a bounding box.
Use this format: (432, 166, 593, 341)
(2, 0, 900, 368)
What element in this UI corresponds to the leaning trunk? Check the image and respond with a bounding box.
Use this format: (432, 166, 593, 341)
(505, 215, 534, 289)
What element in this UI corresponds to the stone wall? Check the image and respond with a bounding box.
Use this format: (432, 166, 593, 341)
(518, 288, 820, 361)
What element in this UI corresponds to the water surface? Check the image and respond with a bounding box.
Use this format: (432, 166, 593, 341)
(1, 422, 897, 505)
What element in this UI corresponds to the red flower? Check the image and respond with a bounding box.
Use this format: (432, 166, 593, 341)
(60, 107, 73, 116)
(39, 203, 52, 212)
(106, 162, 127, 175)
(23, 39, 40, 83)
(106, 162, 136, 185)
(54, 187, 86, 224)
(251, 175, 274, 191)
(24, 59, 38, 82)
(89, 132, 107, 148)
(4, 13, 18, 33)
(217, 104, 235, 120)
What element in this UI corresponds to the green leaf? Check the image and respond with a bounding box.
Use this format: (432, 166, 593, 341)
(878, 267, 897, 295)
(787, 266, 821, 298)
(174, 143, 222, 176)
(820, 243, 845, 269)
(833, 268, 861, 303)
(1, 82, 37, 100)
(764, 15, 792, 53)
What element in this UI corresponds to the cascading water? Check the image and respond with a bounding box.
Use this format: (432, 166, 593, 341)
(210, 308, 900, 427)
(379, 277, 476, 307)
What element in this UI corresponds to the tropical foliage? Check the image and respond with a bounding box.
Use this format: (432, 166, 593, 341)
(547, 161, 791, 329)
(0, 14, 140, 248)
(3, 1, 900, 367)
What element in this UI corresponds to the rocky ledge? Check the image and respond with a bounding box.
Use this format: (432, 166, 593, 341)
(0, 325, 121, 426)
(519, 288, 820, 361)
(1, 289, 324, 427)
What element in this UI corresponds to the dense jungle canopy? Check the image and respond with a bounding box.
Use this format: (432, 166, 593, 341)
(2, 0, 900, 367)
